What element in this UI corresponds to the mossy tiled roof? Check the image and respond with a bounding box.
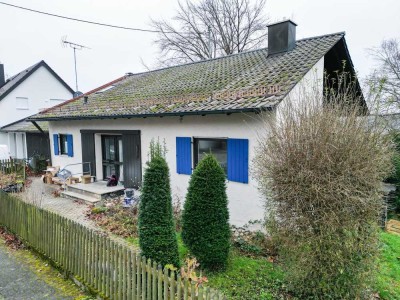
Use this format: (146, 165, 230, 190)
(31, 32, 345, 120)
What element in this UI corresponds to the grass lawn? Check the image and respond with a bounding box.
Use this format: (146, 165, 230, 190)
(375, 232, 400, 300)
(118, 211, 400, 299)
(203, 232, 400, 300)
(206, 253, 283, 300)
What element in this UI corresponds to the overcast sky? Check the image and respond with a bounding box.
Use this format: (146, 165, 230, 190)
(0, 0, 399, 93)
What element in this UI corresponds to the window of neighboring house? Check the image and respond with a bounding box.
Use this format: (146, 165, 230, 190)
(16, 97, 29, 110)
(193, 138, 227, 173)
(59, 134, 68, 155)
(49, 99, 65, 106)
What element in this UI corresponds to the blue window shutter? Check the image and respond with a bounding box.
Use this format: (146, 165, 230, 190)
(67, 134, 74, 157)
(53, 134, 59, 156)
(227, 138, 249, 183)
(176, 137, 192, 175)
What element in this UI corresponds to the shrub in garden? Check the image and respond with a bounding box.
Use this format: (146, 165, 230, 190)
(385, 131, 400, 215)
(231, 224, 276, 258)
(254, 76, 394, 299)
(138, 140, 180, 268)
(182, 154, 230, 270)
(87, 202, 139, 238)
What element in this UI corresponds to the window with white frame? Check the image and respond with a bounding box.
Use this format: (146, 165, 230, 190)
(16, 97, 29, 110)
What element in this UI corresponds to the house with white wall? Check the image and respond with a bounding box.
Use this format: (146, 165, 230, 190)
(29, 21, 366, 225)
(0, 60, 74, 159)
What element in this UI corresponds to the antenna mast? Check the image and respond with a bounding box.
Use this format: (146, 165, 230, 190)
(61, 36, 90, 94)
(207, 26, 212, 58)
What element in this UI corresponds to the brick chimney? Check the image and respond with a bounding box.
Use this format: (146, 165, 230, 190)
(268, 20, 297, 56)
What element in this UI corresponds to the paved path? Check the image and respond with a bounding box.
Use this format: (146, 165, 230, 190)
(19, 177, 97, 230)
(0, 243, 72, 300)
(19, 177, 137, 250)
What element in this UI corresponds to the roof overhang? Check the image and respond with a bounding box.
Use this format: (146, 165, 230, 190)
(1, 117, 48, 133)
(324, 37, 368, 114)
(28, 106, 273, 122)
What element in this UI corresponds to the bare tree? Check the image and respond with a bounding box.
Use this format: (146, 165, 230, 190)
(367, 39, 400, 111)
(151, 0, 269, 66)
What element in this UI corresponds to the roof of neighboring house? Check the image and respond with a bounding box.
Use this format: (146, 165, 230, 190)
(0, 60, 74, 101)
(0, 117, 49, 133)
(30, 32, 355, 121)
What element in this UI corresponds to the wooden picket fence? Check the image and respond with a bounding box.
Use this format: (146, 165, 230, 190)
(0, 194, 224, 300)
(0, 158, 26, 179)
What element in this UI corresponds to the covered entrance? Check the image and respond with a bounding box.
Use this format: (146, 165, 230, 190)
(81, 130, 141, 188)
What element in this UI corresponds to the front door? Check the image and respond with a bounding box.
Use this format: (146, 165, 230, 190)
(102, 135, 123, 181)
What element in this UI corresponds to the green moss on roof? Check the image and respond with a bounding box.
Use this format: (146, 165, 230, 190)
(31, 33, 345, 120)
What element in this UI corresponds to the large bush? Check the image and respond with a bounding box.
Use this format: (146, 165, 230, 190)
(254, 81, 394, 299)
(138, 141, 180, 268)
(182, 154, 230, 270)
(385, 131, 400, 215)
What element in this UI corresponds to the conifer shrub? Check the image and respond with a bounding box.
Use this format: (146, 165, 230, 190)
(254, 76, 394, 299)
(138, 140, 180, 267)
(182, 154, 230, 270)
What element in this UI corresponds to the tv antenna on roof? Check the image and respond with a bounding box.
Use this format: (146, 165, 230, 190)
(61, 36, 90, 94)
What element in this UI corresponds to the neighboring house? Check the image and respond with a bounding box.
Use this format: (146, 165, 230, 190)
(1, 118, 50, 160)
(29, 21, 365, 225)
(0, 60, 74, 159)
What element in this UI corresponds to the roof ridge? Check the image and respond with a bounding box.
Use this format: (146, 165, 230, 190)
(6, 60, 42, 82)
(0, 60, 73, 101)
(126, 31, 346, 78)
(296, 31, 345, 43)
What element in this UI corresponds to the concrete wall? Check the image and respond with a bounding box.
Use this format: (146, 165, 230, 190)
(48, 56, 325, 226)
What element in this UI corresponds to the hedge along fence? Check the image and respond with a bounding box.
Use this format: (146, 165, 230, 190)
(0, 194, 225, 300)
(0, 158, 26, 179)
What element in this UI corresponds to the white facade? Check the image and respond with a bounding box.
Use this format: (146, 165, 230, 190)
(49, 114, 265, 226)
(48, 57, 324, 226)
(0, 64, 73, 158)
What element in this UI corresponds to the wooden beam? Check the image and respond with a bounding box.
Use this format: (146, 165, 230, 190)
(31, 121, 44, 133)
